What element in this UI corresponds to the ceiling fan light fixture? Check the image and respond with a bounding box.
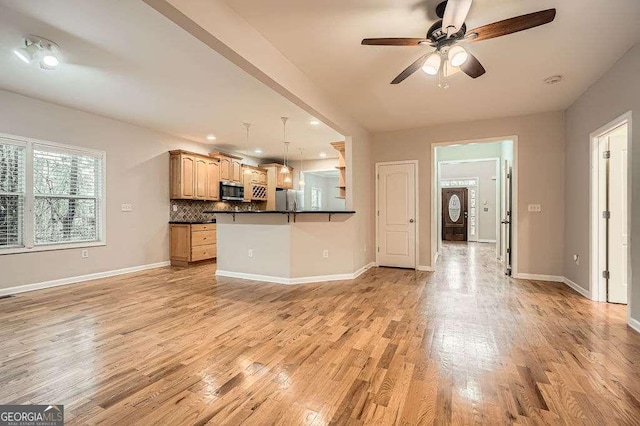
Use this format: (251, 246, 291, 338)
(448, 45, 468, 67)
(422, 52, 441, 75)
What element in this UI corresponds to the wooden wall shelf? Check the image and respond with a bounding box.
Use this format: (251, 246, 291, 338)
(331, 142, 346, 199)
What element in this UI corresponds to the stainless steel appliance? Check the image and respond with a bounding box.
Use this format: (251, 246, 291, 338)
(220, 181, 244, 201)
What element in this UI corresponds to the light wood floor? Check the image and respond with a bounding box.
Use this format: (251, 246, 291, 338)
(1, 243, 639, 425)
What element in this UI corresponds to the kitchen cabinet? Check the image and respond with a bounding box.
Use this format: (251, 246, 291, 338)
(210, 152, 244, 184)
(261, 163, 294, 189)
(242, 165, 268, 202)
(170, 223, 217, 266)
(261, 163, 294, 210)
(170, 150, 220, 201)
(207, 160, 220, 200)
(195, 157, 208, 199)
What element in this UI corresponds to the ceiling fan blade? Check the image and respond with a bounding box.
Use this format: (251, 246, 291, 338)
(362, 38, 432, 46)
(442, 0, 473, 37)
(467, 9, 556, 42)
(460, 53, 486, 78)
(391, 53, 430, 84)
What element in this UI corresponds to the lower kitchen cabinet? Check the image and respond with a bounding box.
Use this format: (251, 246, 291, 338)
(170, 223, 217, 266)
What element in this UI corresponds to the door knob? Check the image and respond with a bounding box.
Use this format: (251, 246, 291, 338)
(409, 219, 414, 223)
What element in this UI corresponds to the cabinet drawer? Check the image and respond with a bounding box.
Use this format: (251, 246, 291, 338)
(191, 223, 216, 232)
(191, 244, 217, 261)
(191, 230, 216, 246)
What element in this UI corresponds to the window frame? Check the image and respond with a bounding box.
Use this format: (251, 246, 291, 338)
(0, 132, 106, 255)
(311, 186, 322, 211)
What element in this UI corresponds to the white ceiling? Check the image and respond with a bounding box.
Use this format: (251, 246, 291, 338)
(0, 0, 343, 160)
(224, 0, 640, 132)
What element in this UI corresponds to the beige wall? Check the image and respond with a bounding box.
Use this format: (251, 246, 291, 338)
(564, 43, 640, 322)
(0, 90, 213, 290)
(373, 111, 565, 276)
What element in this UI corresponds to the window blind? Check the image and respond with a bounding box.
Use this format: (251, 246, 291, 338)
(0, 140, 25, 248)
(33, 145, 103, 245)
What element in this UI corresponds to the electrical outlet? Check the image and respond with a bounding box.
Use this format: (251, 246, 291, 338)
(81, 249, 89, 258)
(121, 203, 133, 212)
(528, 204, 542, 213)
(172, 204, 178, 212)
(573, 254, 580, 265)
(323, 250, 329, 259)
(248, 249, 253, 258)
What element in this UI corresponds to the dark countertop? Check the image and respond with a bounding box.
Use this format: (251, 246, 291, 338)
(204, 210, 355, 214)
(169, 220, 217, 224)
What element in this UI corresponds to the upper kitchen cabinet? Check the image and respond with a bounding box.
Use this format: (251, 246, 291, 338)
(209, 152, 243, 183)
(242, 165, 268, 201)
(261, 163, 294, 190)
(170, 150, 220, 201)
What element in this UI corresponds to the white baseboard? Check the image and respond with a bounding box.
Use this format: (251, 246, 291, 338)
(477, 239, 497, 243)
(0, 261, 171, 297)
(562, 277, 591, 299)
(353, 262, 376, 279)
(416, 265, 434, 272)
(216, 262, 376, 285)
(629, 317, 640, 334)
(513, 273, 591, 300)
(513, 273, 564, 282)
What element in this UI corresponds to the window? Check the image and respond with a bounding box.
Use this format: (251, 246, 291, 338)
(0, 135, 105, 254)
(0, 142, 25, 248)
(311, 187, 322, 210)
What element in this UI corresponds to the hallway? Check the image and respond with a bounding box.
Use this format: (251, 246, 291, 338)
(0, 243, 639, 424)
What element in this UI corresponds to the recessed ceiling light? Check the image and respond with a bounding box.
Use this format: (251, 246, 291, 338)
(319, 152, 327, 158)
(254, 148, 263, 154)
(310, 120, 320, 126)
(544, 75, 563, 85)
(206, 134, 216, 141)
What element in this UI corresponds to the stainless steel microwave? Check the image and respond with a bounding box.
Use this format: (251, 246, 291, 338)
(220, 181, 244, 201)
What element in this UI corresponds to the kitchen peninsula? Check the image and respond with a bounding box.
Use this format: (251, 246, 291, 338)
(208, 210, 366, 284)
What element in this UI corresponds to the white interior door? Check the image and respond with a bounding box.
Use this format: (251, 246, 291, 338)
(377, 163, 416, 268)
(607, 127, 628, 304)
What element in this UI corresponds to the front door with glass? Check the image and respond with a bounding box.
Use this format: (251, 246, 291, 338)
(442, 188, 468, 241)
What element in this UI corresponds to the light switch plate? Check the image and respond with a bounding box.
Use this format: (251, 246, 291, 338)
(528, 204, 542, 213)
(121, 203, 133, 212)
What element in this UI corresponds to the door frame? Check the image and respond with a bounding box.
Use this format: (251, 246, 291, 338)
(431, 136, 518, 275)
(375, 160, 419, 269)
(437, 158, 501, 254)
(439, 176, 480, 242)
(589, 111, 633, 305)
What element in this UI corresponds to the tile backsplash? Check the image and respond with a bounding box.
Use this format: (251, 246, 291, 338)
(170, 200, 263, 222)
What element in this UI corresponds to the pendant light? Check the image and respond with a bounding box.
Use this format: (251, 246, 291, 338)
(280, 117, 290, 174)
(283, 141, 291, 182)
(298, 148, 305, 187)
(243, 122, 252, 175)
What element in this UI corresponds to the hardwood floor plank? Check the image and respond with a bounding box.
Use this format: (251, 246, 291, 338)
(1, 242, 639, 424)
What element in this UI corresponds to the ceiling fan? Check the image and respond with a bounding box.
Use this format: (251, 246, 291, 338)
(361, 0, 556, 85)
